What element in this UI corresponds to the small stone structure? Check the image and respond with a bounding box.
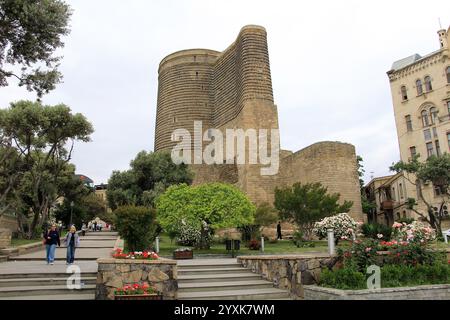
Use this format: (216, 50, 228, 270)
(238, 254, 336, 299)
(0, 229, 12, 249)
(304, 284, 450, 300)
(96, 258, 178, 300)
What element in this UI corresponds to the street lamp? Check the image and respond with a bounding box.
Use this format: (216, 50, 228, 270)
(69, 201, 74, 227)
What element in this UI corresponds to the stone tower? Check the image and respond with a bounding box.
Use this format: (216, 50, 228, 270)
(154, 25, 364, 221)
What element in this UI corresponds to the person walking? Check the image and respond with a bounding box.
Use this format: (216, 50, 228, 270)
(81, 223, 87, 236)
(43, 224, 60, 265)
(276, 221, 283, 240)
(93, 221, 97, 232)
(64, 225, 80, 265)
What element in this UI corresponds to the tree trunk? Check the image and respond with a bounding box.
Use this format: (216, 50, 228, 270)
(198, 225, 210, 250)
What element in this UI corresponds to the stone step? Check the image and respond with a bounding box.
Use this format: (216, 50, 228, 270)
(0, 293, 95, 300)
(178, 263, 241, 270)
(178, 288, 290, 300)
(0, 277, 97, 287)
(178, 280, 273, 293)
(0, 284, 96, 297)
(178, 267, 250, 275)
(178, 273, 261, 283)
(0, 272, 98, 280)
(0, 256, 7, 263)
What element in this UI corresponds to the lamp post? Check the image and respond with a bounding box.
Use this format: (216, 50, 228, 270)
(69, 201, 74, 227)
(327, 228, 335, 255)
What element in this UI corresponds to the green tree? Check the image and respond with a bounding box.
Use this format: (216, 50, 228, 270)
(357, 156, 376, 216)
(156, 183, 256, 249)
(274, 182, 353, 239)
(239, 202, 278, 241)
(106, 151, 193, 210)
(0, 0, 72, 97)
(390, 154, 450, 237)
(114, 205, 158, 252)
(0, 100, 93, 238)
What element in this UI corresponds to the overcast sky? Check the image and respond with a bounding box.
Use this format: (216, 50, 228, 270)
(1, 0, 449, 185)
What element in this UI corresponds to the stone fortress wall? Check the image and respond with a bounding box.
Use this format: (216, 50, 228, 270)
(154, 25, 363, 220)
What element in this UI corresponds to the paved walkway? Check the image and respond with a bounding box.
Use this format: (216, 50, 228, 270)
(1, 230, 118, 270)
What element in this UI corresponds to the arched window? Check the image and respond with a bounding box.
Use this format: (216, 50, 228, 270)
(416, 79, 423, 95)
(401, 86, 408, 101)
(447, 66, 450, 84)
(424, 76, 432, 92)
(422, 110, 430, 127)
(430, 107, 438, 124)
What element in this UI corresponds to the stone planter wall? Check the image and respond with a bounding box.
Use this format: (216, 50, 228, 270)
(0, 229, 12, 249)
(237, 254, 336, 299)
(304, 284, 450, 300)
(96, 258, 177, 300)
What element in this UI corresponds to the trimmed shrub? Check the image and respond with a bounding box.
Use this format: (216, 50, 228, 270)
(361, 223, 393, 241)
(113, 206, 157, 251)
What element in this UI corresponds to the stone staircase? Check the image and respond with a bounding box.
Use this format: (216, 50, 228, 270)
(0, 270, 97, 300)
(177, 259, 291, 300)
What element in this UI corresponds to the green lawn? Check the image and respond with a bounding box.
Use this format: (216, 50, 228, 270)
(10, 231, 68, 248)
(157, 233, 332, 257)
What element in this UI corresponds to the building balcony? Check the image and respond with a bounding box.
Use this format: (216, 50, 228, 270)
(381, 200, 395, 210)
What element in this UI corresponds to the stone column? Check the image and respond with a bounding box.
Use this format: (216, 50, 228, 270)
(0, 228, 12, 249)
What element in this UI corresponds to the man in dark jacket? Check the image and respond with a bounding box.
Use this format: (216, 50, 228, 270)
(43, 224, 60, 265)
(277, 221, 282, 240)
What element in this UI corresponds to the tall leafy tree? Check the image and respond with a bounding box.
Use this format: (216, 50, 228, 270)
(156, 183, 256, 249)
(357, 156, 376, 217)
(390, 154, 450, 237)
(274, 182, 353, 239)
(0, 100, 93, 238)
(0, 0, 72, 97)
(106, 151, 193, 210)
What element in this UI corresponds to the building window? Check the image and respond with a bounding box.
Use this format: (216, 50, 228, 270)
(423, 129, 431, 141)
(424, 76, 432, 92)
(410, 146, 417, 158)
(396, 212, 401, 220)
(430, 107, 438, 124)
(401, 86, 408, 101)
(399, 183, 404, 199)
(447, 101, 450, 115)
(447, 66, 450, 84)
(392, 187, 396, 201)
(426, 142, 434, 158)
(432, 127, 438, 138)
(435, 140, 441, 156)
(448, 132, 450, 150)
(422, 110, 430, 127)
(405, 115, 413, 131)
(416, 79, 423, 95)
(434, 185, 446, 196)
(403, 211, 407, 218)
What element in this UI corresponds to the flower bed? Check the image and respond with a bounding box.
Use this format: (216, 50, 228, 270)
(112, 248, 159, 260)
(114, 283, 162, 300)
(172, 248, 193, 260)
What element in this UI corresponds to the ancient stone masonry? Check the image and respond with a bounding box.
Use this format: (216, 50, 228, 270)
(154, 25, 363, 220)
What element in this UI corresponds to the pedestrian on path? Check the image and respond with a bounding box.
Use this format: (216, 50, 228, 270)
(64, 225, 80, 265)
(43, 224, 60, 265)
(81, 223, 87, 236)
(277, 221, 283, 240)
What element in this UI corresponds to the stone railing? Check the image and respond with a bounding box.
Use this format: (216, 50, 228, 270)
(237, 254, 336, 299)
(96, 258, 178, 300)
(304, 284, 450, 300)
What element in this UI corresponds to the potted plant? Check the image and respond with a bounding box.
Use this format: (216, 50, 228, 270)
(173, 247, 193, 259)
(114, 283, 162, 300)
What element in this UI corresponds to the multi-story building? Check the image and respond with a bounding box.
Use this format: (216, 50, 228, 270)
(366, 26, 450, 225)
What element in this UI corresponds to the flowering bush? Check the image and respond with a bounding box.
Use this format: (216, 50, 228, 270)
(114, 283, 157, 296)
(247, 239, 261, 250)
(176, 220, 212, 247)
(313, 213, 359, 243)
(392, 221, 436, 243)
(112, 248, 159, 260)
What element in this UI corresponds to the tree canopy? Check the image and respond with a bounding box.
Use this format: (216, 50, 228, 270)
(390, 154, 450, 236)
(274, 182, 353, 239)
(0, 100, 93, 238)
(106, 151, 193, 210)
(0, 0, 72, 97)
(156, 183, 256, 248)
